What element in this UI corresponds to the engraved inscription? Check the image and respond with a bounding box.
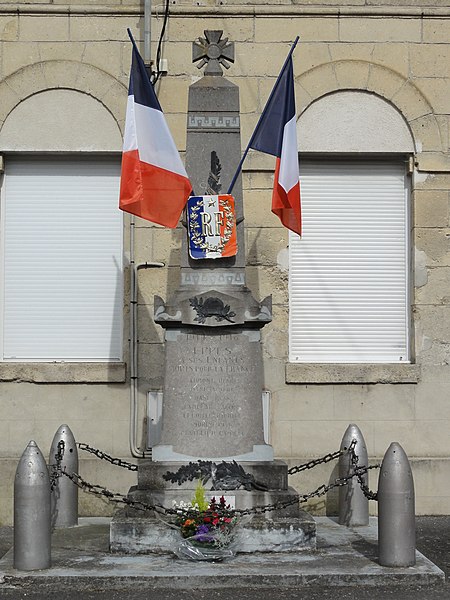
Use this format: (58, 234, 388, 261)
(181, 271, 245, 286)
(188, 114, 240, 129)
(176, 335, 245, 440)
(161, 331, 265, 456)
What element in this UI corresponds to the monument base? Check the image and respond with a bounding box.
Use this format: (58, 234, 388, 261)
(151, 444, 274, 462)
(137, 459, 289, 490)
(126, 485, 301, 518)
(110, 511, 316, 554)
(129, 458, 299, 518)
(110, 458, 316, 553)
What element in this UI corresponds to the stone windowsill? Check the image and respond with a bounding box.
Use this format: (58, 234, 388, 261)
(286, 363, 420, 385)
(0, 362, 127, 383)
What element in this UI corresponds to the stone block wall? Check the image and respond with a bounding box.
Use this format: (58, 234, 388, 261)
(0, 1, 449, 522)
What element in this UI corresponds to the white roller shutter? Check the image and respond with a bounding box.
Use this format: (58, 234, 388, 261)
(1, 157, 123, 361)
(289, 160, 409, 363)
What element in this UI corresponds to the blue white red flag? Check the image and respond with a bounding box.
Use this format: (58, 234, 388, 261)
(249, 56, 301, 235)
(119, 33, 192, 227)
(187, 195, 237, 259)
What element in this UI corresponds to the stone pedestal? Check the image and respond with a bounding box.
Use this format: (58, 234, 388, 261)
(109, 458, 316, 553)
(127, 459, 299, 518)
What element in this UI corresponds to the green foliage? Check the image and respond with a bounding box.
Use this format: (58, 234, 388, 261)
(191, 480, 209, 512)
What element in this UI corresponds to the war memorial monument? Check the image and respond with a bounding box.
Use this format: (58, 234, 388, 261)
(110, 30, 315, 553)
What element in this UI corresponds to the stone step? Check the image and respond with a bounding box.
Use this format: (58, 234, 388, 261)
(110, 510, 316, 554)
(125, 485, 301, 519)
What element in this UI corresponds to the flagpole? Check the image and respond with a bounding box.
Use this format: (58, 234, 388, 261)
(127, 28, 140, 54)
(227, 36, 300, 195)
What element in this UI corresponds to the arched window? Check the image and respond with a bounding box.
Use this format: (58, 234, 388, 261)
(0, 89, 123, 361)
(290, 91, 415, 363)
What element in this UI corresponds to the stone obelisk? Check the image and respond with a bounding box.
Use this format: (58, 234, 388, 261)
(152, 30, 273, 463)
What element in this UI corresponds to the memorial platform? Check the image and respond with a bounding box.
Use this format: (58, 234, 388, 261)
(0, 517, 444, 592)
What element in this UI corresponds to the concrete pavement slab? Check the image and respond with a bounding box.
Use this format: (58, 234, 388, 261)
(0, 517, 445, 591)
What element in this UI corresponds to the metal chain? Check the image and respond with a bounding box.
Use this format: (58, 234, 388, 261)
(59, 441, 379, 516)
(287, 444, 353, 476)
(77, 443, 138, 472)
(235, 463, 375, 517)
(76, 442, 360, 482)
(61, 461, 375, 518)
(287, 440, 379, 501)
(61, 470, 174, 516)
(349, 444, 379, 501)
(49, 440, 65, 491)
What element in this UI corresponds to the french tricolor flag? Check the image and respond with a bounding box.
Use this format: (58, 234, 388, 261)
(249, 56, 301, 236)
(119, 32, 192, 228)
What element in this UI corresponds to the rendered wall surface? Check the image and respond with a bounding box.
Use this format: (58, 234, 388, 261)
(0, 1, 449, 523)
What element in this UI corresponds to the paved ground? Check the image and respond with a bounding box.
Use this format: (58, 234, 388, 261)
(0, 516, 448, 599)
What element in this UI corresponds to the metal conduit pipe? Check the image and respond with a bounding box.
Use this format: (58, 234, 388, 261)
(144, 0, 152, 65)
(129, 217, 142, 458)
(129, 1, 154, 459)
(129, 217, 165, 458)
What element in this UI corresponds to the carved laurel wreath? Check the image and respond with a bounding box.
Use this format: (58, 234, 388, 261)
(163, 460, 268, 492)
(189, 296, 236, 324)
(188, 197, 235, 253)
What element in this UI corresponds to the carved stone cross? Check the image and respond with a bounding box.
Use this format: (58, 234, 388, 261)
(192, 30, 234, 76)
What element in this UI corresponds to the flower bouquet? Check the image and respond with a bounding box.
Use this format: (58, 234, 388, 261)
(173, 482, 239, 561)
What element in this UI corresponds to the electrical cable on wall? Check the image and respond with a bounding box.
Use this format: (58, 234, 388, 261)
(152, 0, 170, 85)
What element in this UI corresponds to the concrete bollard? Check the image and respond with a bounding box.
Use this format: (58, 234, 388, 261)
(49, 424, 79, 528)
(14, 440, 51, 571)
(338, 423, 369, 527)
(378, 442, 416, 567)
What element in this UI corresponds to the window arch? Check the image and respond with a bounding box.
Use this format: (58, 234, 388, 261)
(0, 88, 123, 362)
(290, 91, 413, 363)
(297, 91, 414, 154)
